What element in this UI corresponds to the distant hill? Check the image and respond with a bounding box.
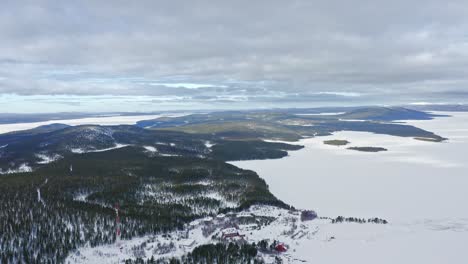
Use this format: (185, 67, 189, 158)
(336, 107, 445, 121)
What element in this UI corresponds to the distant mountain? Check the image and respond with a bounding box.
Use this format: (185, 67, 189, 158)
(406, 104, 468, 112)
(0, 122, 305, 173)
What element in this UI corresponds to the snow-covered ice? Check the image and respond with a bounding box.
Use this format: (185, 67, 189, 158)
(231, 112, 468, 263)
(232, 112, 468, 219)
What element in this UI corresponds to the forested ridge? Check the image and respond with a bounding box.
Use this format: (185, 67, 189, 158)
(0, 146, 289, 263)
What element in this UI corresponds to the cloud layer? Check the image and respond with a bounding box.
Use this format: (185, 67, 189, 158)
(1, 0, 468, 111)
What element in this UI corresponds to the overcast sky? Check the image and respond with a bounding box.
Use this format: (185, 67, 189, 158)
(1, 0, 468, 112)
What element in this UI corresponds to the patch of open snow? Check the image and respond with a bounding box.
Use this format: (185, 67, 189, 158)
(0, 163, 33, 174)
(36, 153, 63, 164)
(143, 146, 157, 152)
(159, 153, 180, 157)
(90, 144, 129, 153)
(192, 180, 212, 186)
(70, 148, 86, 154)
(74, 192, 93, 202)
(71, 144, 129, 154)
(204, 141, 215, 148)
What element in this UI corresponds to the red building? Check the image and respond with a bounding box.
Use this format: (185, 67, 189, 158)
(275, 244, 287, 252)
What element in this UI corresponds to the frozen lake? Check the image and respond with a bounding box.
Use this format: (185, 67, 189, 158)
(232, 112, 468, 221)
(231, 112, 468, 263)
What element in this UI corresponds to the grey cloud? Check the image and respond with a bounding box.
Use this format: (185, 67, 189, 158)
(0, 0, 467, 107)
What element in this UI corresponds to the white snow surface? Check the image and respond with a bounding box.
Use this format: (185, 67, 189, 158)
(143, 146, 158, 152)
(204, 141, 215, 148)
(0, 163, 32, 174)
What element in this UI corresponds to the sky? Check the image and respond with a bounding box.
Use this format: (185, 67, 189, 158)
(1, 0, 468, 113)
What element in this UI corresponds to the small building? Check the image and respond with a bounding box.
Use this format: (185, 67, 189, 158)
(301, 210, 317, 221)
(216, 213, 226, 219)
(237, 212, 253, 218)
(221, 227, 242, 239)
(179, 239, 196, 250)
(201, 216, 213, 224)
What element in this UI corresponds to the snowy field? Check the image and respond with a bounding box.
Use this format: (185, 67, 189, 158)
(0, 113, 189, 134)
(231, 112, 468, 263)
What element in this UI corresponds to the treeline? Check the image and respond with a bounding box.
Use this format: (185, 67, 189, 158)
(331, 216, 388, 224)
(209, 140, 303, 161)
(125, 243, 262, 264)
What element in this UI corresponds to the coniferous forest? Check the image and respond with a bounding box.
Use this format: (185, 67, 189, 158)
(0, 143, 289, 263)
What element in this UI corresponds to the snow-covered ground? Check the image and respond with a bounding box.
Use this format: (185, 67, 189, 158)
(231, 112, 468, 263)
(0, 163, 33, 174)
(0, 113, 189, 134)
(143, 145, 158, 152)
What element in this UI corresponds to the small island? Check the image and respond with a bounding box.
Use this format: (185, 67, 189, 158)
(324, 139, 350, 146)
(414, 137, 444, 142)
(347, 146, 388, 152)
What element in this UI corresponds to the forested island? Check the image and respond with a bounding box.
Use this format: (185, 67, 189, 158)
(323, 139, 350, 146)
(347, 147, 388, 152)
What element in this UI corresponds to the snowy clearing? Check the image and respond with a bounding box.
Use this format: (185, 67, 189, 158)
(0, 163, 32, 174)
(143, 146, 158, 152)
(35, 153, 63, 164)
